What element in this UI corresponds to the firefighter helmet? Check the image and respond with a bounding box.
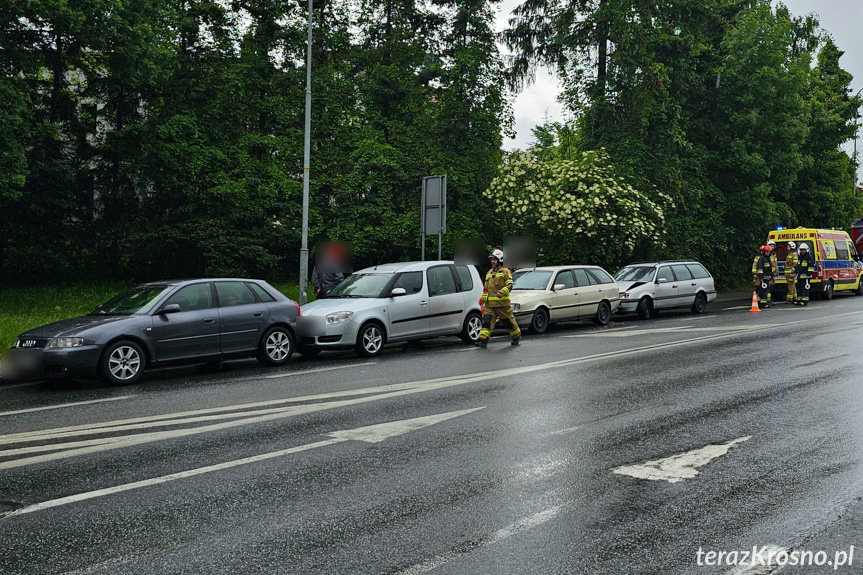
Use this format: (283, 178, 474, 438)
(799, 243, 809, 252)
(489, 249, 504, 261)
(767, 240, 776, 246)
(788, 241, 796, 249)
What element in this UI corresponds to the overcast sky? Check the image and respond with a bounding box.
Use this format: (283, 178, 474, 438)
(498, 0, 863, 164)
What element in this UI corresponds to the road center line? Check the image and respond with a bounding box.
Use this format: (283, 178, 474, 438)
(263, 362, 376, 379)
(394, 506, 563, 575)
(0, 396, 133, 417)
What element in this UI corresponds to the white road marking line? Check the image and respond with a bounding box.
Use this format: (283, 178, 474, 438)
(612, 436, 751, 483)
(263, 361, 376, 379)
(0, 396, 133, 417)
(550, 405, 664, 436)
(9, 408, 484, 516)
(394, 506, 563, 575)
(723, 305, 753, 310)
(677, 314, 716, 321)
(564, 325, 776, 338)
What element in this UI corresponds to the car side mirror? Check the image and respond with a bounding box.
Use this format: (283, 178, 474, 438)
(159, 303, 182, 314)
(657, 277, 668, 284)
(553, 283, 565, 291)
(390, 287, 407, 297)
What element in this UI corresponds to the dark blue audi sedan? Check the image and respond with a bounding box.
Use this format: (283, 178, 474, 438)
(3, 279, 300, 385)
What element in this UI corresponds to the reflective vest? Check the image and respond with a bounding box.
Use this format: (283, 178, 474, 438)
(752, 254, 773, 279)
(483, 265, 514, 308)
(784, 251, 798, 275)
(797, 252, 815, 278)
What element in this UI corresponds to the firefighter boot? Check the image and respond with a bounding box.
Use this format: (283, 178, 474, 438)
(474, 338, 487, 348)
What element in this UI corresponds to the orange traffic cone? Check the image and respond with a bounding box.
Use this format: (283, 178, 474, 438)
(749, 291, 761, 313)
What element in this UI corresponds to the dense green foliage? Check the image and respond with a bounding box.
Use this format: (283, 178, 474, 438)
(0, 0, 859, 289)
(0, 0, 506, 284)
(504, 0, 861, 283)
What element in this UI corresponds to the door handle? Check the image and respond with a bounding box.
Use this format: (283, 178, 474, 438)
(203, 318, 215, 324)
(420, 301, 429, 306)
(691, 283, 696, 286)
(253, 312, 263, 317)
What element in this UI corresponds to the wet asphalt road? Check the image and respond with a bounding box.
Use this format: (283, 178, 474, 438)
(2, 292, 863, 575)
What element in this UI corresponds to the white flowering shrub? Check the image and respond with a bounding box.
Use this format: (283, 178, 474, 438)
(483, 149, 672, 266)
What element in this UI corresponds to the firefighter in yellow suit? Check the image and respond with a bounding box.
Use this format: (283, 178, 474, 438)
(784, 241, 798, 303)
(475, 249, 521, 347)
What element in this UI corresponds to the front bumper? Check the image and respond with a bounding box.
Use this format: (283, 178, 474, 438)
(1, 346, 102, 381)
(296, 316, 359, 349)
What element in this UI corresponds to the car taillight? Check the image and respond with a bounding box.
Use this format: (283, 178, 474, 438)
(295, 302, 301, 316)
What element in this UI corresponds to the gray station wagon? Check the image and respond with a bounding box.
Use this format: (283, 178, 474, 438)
(615, 260, 717, 319)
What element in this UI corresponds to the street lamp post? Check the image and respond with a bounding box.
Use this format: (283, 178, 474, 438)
(853, 88, 863, 198)
(298, 0, 313, 305)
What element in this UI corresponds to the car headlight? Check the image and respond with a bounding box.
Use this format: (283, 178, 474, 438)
(47, 337, 84, 348)
(326, 311, 353, 325)
(620, 292, 629, 300)
(511, 303, 521, 312)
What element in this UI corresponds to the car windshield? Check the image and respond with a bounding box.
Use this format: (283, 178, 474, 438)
(326, 273, 392, 298)
(614, 266, 655, 282)
(512, 270, 553, 290)
(90, 285, 173, 315)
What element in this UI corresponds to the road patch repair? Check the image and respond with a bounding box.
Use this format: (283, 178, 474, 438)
(612, 436, 750, 483)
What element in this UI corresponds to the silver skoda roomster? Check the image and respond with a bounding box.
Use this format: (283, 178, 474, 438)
(297, 261, 484, 357)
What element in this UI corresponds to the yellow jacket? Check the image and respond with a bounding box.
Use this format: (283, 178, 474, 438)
(483, 265, 514, 308)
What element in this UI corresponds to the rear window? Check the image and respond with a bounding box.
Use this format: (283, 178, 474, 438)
(454, 265, 474, 292)
(671, 265, 693, 281)
(587, 268, 614, 284)
(685, 263, 711, 279)
(247, 282, 276, 302)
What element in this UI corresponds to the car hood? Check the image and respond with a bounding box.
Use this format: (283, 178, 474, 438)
(508, 290, 547, 304)
(301, 297, 381, 316)
(617, 280, 651, 293)
(19, 315, 136, 339)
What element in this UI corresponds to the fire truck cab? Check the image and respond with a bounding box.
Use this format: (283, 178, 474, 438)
(767, 228, 863, 300)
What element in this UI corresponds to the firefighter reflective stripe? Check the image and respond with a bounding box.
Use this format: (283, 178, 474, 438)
(484, 266, 514, 305)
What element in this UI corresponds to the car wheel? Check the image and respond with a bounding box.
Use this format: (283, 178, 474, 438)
(528, 308, 549, 334)
(856, 279, 863, 296)
(636, 297, 653, 320)
(100, 340, 145, 385)
(355, 322, 385, 357)
(460, 312, 483, 344)
(822, 280, 834, 300)
(258, 326, 294, 366)
(691, 293, 707, 314)
(593, 301, 611, 326)
(296, 345, 322, 359)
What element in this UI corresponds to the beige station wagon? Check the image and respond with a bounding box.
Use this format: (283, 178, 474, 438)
(508, 266, 621, 333)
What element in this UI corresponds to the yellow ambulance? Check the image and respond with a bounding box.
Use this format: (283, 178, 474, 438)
(767, 228, 863, 300)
